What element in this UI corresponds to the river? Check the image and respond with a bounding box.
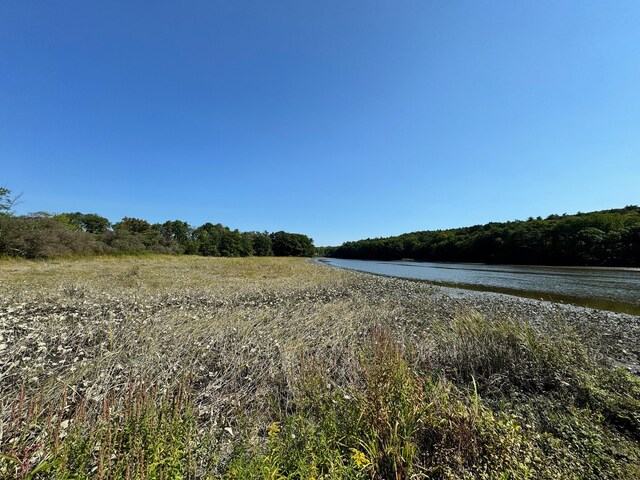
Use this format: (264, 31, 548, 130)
(317, 258, 640, 315)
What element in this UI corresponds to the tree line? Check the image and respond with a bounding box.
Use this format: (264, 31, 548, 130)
(326, 206, 640, 267)
(0, 188, 314, 259)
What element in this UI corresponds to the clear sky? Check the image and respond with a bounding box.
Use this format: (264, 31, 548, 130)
(1, 1, 639, 246)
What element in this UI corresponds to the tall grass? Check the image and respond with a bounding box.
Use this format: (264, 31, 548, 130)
(1, 383, 201, 479)
(228, 322, 639, 479)
(1, 256, 638, 478)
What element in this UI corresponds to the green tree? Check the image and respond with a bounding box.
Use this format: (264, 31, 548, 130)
(329, 206, 640, 266)
(270, 231, 315, 257)
(114, 217, 151, 234)
(0, 187, 20, 215)
(159, 220, 192, 252)
(192, 223, 221, 256)
(248, 231, 273, 256)
(58, 212, 111, 234)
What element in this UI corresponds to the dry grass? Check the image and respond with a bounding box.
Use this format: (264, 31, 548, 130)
(1, 255, 638, 478)
(0, 256, 362, 416)
(0, 256, 387, 477)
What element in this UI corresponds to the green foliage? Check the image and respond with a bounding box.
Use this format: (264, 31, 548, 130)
(329, 206, 640, 266)
(114, 217, 152, 234)
(430, 312, 640, 437)
(227, 414, 368, 479)
(0, 384, 205, 480)
(248, 231, 274, 256)
(160, 220, 192, 251)
(270, 231, 315, 257)
(430, 312, 591, 395)
(0, 187, 18, 215)
(0, 188, 313, 259)
(0, 215, 109, 258)
(226, 322, 640, 479)
(1, 301, 638, 478)
(191, 223, 254, 257)
(57, 212, 111, 234)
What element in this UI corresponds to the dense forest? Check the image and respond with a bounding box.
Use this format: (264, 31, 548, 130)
(327, 206, 640, 267)
(0, 188, 314, 258)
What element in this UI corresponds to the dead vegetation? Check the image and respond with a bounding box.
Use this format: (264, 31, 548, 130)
(0, 256, 638, 478)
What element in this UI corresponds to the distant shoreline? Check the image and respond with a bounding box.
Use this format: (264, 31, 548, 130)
(315, 257, 640, 316)
(313, 259, 640, 375)
(317, 257, 640, 272)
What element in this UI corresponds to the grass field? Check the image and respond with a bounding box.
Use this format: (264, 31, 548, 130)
(1, 256, 639, 479)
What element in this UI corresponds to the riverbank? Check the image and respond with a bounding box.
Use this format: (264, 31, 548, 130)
(430, 284, 640, 374)
(1, 256, 638, 478)
(317, 257, 640, 316)
(318, 257, 640, 373)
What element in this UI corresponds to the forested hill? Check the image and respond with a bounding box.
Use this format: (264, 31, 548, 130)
(327, 206, 640, 267)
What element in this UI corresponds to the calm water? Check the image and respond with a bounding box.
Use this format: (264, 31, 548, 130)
(318, 258, 640, 315)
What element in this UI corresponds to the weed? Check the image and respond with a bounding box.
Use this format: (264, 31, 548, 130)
(0, 256, 638, 478)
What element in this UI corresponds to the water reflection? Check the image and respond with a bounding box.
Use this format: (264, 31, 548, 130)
(318, 258, 640, 315)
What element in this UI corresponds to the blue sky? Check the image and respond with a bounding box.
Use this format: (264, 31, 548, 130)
(1, 1, 639, 246)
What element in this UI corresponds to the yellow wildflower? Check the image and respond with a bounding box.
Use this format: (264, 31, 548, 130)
(350, 448, 370, 468)
(267, 421, 281, 437)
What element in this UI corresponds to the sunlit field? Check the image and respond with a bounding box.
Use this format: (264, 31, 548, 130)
(1, 256, 638, 479)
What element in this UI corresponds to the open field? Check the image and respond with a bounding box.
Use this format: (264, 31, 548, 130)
(1, 256, 639, 479)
